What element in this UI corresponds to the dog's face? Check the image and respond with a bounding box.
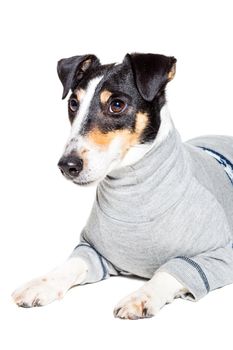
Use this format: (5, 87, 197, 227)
(57, 53, 176, 185)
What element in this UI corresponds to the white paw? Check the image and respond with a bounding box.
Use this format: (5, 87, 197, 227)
(113, 272, 187, 320)
(113, 288, 163, 320)
(12, 276, 66, 308)
(12, 258, 88, 308)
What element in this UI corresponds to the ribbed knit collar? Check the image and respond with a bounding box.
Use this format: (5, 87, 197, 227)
(96, 116, 192, 223)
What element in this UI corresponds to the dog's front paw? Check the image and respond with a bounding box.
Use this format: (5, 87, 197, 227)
(12, 258, 87, 308)
(113, 288, 163, 320)
(12, 277, 65, 308)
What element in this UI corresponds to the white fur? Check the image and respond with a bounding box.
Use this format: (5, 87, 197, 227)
(12, 258, 88, 307)
(114, 271, 187, 319)
(153, 103, 174, 147)
(73, 134, 126, 184)
(12, 256, 187, 316)
(65, 75, 103, 155)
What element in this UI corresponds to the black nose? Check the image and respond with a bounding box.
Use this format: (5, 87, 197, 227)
(58, 155, 83, 178)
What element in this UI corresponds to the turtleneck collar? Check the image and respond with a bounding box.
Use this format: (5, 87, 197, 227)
(96, 107, 192, 223)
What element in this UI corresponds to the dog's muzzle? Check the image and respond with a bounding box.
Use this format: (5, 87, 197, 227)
(58, 155, 83, 179)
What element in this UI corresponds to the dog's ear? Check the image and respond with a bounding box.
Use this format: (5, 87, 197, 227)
(124, 53, 176, 102)
(57, 54, 100, 99)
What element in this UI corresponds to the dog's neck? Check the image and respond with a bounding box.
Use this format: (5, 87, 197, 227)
(97, 107, 192, 222)
(118, 104, 174, 168)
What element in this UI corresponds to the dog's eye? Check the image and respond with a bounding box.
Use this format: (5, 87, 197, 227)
(69, 98, 79, 112)
(109, 99, 127, 114)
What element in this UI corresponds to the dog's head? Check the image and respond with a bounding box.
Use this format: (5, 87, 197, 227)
(57, 53, 176, 185)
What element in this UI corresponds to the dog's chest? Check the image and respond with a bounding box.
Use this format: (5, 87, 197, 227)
(82, 178, 231, 278)
(81, 132, 233, 278)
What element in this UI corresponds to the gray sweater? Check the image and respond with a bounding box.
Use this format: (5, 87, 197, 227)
(71, 121, 233, 301)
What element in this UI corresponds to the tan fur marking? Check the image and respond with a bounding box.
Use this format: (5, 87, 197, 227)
(168, 63, 176, 81)
(100, 90, 112, 104)
(121, 112, 149, 153)
(75, 88, 85, 101)
(81, 58, 92, 71)
(87, 112, 148, 156)
(135, 112, 148, 135)
(88, 129, 123, 147)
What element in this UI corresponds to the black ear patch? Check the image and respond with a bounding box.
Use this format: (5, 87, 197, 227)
(125, 53, 176, 102)
(57, 54, 100, 99)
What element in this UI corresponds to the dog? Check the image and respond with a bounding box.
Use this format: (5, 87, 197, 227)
(12, 53, 233, 319)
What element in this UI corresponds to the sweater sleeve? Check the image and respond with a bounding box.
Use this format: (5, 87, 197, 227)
(157, 241, 233, 301)
(70, 241, 118, 284)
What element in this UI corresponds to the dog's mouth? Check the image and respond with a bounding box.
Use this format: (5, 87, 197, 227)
(59, 171, 95, 186)
(58, 148, 123, 187)
(73, 179, 95, 186)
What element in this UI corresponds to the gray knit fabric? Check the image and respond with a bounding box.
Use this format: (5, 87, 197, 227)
(71, 120, 233, 301)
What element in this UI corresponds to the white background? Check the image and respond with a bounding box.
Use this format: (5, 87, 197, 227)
(1, 0, 233, 349)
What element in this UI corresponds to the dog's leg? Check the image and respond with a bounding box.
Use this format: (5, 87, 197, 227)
(114, 271, 188, 320)
(12, 257, 88, 307)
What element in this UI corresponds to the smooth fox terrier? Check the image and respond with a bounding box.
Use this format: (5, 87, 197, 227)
(12, 53, 233, 319)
